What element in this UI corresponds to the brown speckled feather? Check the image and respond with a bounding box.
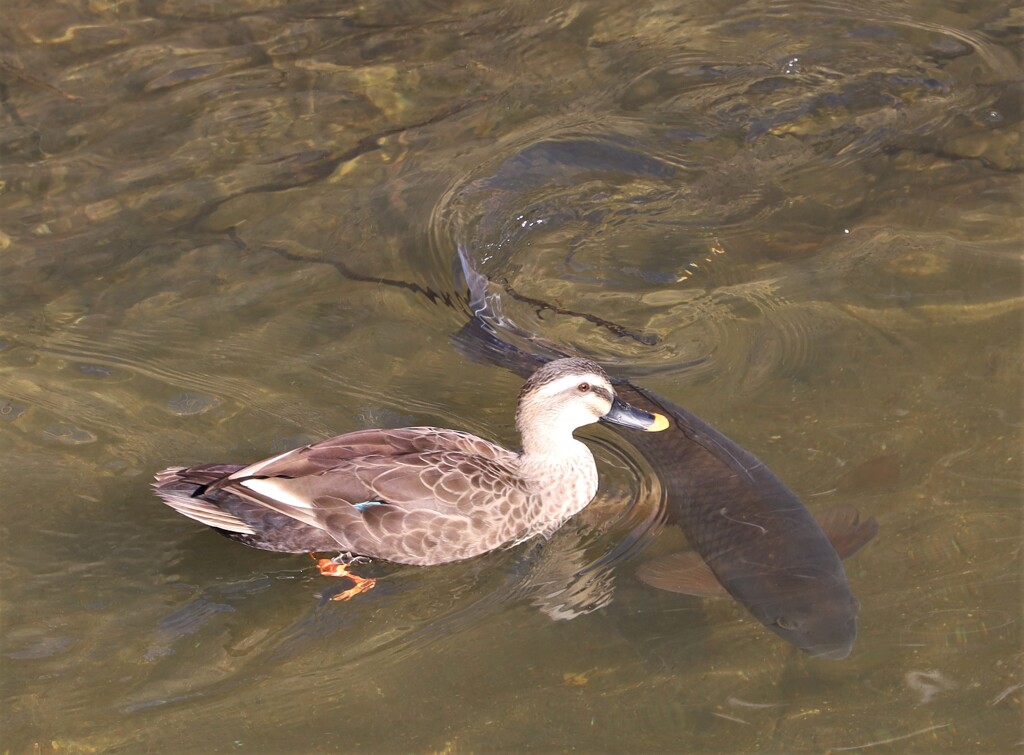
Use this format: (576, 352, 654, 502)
(223, 427, 516, 481)
(223, 447, 533, 565)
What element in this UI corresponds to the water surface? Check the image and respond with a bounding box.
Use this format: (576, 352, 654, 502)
(1, 0, 1021, 752)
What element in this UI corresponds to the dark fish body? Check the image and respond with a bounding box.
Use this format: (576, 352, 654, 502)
(451, 320, 877, 658)
(613, 382, 874, 658)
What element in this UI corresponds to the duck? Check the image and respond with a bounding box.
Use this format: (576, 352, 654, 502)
(152, 357, 669, 600)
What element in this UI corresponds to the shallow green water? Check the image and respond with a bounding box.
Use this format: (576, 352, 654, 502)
(1, 0, 1021, 752)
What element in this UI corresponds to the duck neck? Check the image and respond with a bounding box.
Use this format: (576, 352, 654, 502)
(517, 428, 599, 526)
(516, 410, 595, 478)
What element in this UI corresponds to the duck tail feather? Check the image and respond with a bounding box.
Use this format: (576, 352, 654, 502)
(152, 465, 255, 534)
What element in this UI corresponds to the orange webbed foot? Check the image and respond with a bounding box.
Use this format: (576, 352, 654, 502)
(310, 553, 377, 601)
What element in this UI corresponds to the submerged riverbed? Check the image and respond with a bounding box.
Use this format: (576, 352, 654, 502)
(2, 0, 1021, 751)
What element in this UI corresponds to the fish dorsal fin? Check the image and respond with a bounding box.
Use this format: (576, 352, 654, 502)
(635, 551, 730, 598)
(815, 504, 880, 559)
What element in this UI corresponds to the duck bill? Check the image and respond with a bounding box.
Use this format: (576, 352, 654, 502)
(600, 397, 670, 432)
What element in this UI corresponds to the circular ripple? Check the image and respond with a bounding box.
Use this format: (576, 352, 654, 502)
(42, 423, 98, 445)
(0, 400, 28, 421)
(167, 392, 222, 416)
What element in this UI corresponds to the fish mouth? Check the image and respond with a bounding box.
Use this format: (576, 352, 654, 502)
(806, 642, 854, 660)
(600, 397, 669, 432)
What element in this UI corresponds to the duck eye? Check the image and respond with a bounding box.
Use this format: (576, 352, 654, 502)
(578, 382, 590, 393)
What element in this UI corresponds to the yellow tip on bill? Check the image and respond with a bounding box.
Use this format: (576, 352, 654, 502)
(647, 412, 670, 432)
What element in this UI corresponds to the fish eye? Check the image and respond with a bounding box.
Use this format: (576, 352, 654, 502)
(775, 617, 796, 630)
(578, 382, 590, 393)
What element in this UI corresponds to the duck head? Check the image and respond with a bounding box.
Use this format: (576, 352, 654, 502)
(515, 358, 668, 450)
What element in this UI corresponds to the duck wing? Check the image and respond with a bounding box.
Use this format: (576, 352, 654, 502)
(168, 449, 531, 566)
(228, 427, 517, 480)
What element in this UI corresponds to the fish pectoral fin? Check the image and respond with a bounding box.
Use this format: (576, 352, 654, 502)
(635, 551, 730, 598)
(815, 503, 880, 560)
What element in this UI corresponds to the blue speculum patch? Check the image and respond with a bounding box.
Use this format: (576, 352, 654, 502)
(353, 501, 386, 511)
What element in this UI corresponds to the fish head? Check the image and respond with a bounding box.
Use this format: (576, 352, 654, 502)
(764, 596, 859, 659)
(744, 569, 861, 660)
